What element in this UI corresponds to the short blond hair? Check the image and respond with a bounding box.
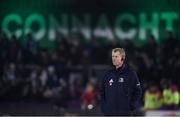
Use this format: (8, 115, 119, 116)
(112, 48, 126, 59)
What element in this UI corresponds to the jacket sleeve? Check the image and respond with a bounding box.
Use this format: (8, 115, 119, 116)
(130, 71, 142, 112)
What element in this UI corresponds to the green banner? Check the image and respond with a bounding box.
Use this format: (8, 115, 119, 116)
(0, 0, 180, 48)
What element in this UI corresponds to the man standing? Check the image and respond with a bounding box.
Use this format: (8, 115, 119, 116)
(100, 48, 142, 116)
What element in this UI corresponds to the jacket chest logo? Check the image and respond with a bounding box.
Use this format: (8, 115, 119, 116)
(109, 79, 114, 86)
(118, 77, 124, 83)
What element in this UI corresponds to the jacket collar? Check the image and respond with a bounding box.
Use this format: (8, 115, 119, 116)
(113, 63, 127, 74)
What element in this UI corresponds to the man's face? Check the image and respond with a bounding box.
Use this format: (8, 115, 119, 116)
(112, 51, 124, 68)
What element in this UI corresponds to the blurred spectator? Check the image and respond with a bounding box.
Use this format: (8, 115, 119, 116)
(81, 83, 97, 110)
(23, 33, 38, 64)
(25, 33, 38, 55)
(6, 34, 21, 63)
(143, 35, 157, 60)
(162, 31, 178, 59)
(161, 80, 179, 110)
(144, 85, 163, 110)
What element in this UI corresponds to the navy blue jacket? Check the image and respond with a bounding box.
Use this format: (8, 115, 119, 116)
(100, 63, 142, 116)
